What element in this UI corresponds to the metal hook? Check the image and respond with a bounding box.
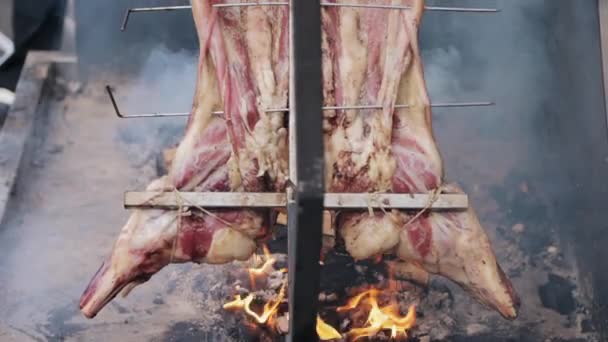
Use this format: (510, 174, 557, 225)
(105, 85, 193, 118)
(121, 5, 193, 31)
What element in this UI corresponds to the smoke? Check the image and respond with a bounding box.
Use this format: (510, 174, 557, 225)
(421, 2, 608, 331)
(122, 46, 197, 114)
(73, 0, 200, 150)
(113, 46, 197, 173)
(419, 0, 560, 174)
(422, 46, 465, 102)
(75, 0, 197, 75)
(421, 1, 554, 114)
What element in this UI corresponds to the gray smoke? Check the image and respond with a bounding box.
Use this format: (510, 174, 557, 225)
(122, 46, 197, 114)
(113, 45, 197, 169)
(419, 0, 559, 173)
(421, 3, 608, 334)
(75, 0, 196, 74)
(423, 45, 466, 102)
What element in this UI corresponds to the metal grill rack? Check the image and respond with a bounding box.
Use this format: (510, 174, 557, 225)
(112, 2, 499, 341)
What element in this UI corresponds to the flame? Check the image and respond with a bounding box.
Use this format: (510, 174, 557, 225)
(223, 280, 287, 325)
(248, 245, 276, 289)
(226, 244, 415, 340)
(338, 289, 416, 340)
(317, 316, 342, 340)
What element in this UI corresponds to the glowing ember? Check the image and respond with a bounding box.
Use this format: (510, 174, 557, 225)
(223, 280, 287, 325)
(317, 316, 342, 340)
(338, 289, 416, 340)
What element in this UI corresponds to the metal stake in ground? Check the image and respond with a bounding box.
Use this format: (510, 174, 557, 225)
(287, 0, 324, 340)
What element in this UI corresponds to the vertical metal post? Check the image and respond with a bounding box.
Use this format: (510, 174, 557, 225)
(599, 0, 608, 127)
(287, 0, 325, 340)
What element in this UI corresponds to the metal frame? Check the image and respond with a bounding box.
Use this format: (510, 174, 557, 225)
(287, 0, 325, 338)
(112, 1, 500, 340)
(112, 3, 497, 119)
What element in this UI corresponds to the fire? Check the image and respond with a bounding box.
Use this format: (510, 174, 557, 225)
(338, 289, 416, 340)
(223, 280, 287, 325)
(225, 244, 416, 340)
(248, 244, 276, 288)
(223, 281, 342, 340)
(317, 315, 342, 340)
(224, 244, 288, 328)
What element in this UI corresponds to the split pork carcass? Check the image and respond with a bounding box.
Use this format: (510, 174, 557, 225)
(322, 0, 520, 318)
(80, 0, 519, 320)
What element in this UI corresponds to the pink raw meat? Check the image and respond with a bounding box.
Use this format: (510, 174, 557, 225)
(80, 0, 519, 320)
(80, 0, 289, 318)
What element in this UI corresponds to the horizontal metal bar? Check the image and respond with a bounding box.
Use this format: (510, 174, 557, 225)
(105, 86, 494, 118)
(130, 5, 192, 12)
(327, 192, 468, 209)
(125, 191, 287, 209)
(424, 6, 499, 13)
(105, 85, 222, 118)
(120, 2, 499, 30)
(124, 191, 468, 210)
(430, 101, 495, 108)
(213, 2, 289, 8)
(266, 101, 495, 113)
(320, 3, 499, 12)
(212, 2, 498, 13)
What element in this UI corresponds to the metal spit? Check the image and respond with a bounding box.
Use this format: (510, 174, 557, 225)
(111, 2, 498, 341)
(106, 85, 495, 118)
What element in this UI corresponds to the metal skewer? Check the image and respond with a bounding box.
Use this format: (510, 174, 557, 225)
(321, 3, 499, 12)
(105, 86, 214, 118)
(121, 5, 192, 31)
(107, 85, 494, 118)
(212, 2, 289, 8)
(120, 2, 499, 30)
